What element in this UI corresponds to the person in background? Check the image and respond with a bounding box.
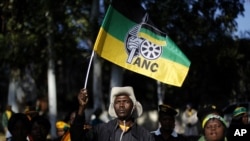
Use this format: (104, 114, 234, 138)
(90, 108, 104, 126)
(64, 110, 77, 126)
(196, 105, 226, 141)
(151, 104, 187, 141)
(35, 96, 49, 119)
(227, 106, 250, 141)
(70, 86, 155, 141)
(65, 109, 92, 130)
(197, 104, 224, 135)
(231, 106, 248, 125)
(198, 113, 228, 141)
(181, 103, 199, 137)
(54, 121, 70, 141)
(24, 106, 39, 121)
(2, 105, 15, 139)
(6, 113, 31, 141)
(29, 115, 51, 141)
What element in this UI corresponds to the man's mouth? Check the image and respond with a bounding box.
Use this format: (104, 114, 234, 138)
(118, 110, 125, 113)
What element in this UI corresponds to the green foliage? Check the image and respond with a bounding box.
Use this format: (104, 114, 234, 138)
(145, 0, 244, 48)
(0, 0, 249, 111)
(142, 0, 249, 108)
(0, 0, 92, 64)
(0, 0, 95, 110)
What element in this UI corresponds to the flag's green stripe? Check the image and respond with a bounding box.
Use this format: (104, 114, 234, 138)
(102, 6, 136, 42)
(161, 37, 190, 67)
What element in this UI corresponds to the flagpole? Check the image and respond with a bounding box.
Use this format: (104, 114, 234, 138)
(84, 50, 95, 89)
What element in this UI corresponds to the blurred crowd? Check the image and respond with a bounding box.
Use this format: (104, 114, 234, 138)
(0, 86, 249, 141)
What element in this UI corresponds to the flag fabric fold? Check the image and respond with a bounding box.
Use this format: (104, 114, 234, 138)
(93, 2, 191, 87)
(138, 23, 167, 46)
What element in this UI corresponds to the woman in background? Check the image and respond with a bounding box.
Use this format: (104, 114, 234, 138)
(198, 113, 227, 141)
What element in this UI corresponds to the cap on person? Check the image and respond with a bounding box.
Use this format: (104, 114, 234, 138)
(233, 106, 247, 117)
(56, 121, 70, 131)
(158, 104, 178, 116)
(108, 86, 143, 118)
(202, 113, 227, 128)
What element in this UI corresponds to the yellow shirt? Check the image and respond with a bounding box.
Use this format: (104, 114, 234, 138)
(61, 131, 71, 141)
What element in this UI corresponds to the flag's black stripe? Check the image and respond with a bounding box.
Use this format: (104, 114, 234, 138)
(141, 23, 166, 37)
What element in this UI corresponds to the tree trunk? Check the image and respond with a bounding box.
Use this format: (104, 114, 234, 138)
(46, 8, 57, 139)
(47, 57, 57, 139)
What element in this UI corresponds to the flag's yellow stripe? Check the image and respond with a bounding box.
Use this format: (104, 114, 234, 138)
(138, 32, 166, 46)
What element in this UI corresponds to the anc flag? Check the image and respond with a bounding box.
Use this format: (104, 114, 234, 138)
(93, 2, 191, 87)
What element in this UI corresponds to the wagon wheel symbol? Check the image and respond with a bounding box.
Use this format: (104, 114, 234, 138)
(140, 40, 162, 60)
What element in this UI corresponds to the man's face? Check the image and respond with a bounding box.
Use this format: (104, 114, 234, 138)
(114, 94, 134, 120)
(159, 114, 175, 132)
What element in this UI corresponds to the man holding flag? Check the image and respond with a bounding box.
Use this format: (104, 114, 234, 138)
(70, 86, 155, 141)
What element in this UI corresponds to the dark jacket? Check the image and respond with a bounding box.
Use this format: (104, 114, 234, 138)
(151, 129, 188, 141)
(70, 114, 155, 141)
(153, 134, 187, 141)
